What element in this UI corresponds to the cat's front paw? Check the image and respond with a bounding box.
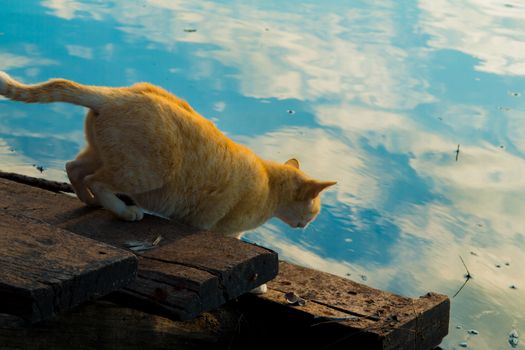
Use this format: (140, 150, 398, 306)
(118, 205, 144, 221)
(250, 284, 268, 295)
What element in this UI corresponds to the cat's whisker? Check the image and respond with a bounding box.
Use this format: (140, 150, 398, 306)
(143, 209, 171, 221)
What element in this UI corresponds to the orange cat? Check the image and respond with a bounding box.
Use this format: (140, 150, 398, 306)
(0, 72, 336, 236)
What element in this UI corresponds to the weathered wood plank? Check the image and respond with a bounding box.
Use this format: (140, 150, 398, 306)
(0, 177, 279, 320)
(237, 262, 449, 350)
(122, 234, 277, 319)
(0, 300, 241, 350)
(0, 212, 138, 323)
(0, 177, 200, 245)
(142, 233, 278, 298)
(0, 271, 449, 350)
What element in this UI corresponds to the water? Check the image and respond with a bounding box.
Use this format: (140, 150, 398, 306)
(1, 1, 524, 348)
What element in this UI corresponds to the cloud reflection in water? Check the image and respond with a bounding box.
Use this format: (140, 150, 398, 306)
(0, 1, 524, 348)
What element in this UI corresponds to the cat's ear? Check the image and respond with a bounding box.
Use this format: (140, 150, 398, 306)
(299, 180, 337, 199)
(285, 158, 300, 169)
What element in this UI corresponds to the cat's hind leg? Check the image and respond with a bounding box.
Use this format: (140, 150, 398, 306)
(85, 172, 144, 221)
(66, 150, 101, 206)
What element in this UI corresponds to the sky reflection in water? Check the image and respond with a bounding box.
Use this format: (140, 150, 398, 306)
(1, 1, 525, 348)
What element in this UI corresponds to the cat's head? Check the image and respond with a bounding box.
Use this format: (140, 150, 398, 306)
(274, 158, 336, 229)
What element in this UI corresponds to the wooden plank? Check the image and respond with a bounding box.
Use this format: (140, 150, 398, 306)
(0, 212, 138, 323)
(0, 272, 449, 350)
(142, 233, 278, 299)
(237, 261, 449, 350)
(0, 177, 200, 245)
(0, 176, 279, 320)
(123, 234, 278, 319)
(0, 300, 242, 350)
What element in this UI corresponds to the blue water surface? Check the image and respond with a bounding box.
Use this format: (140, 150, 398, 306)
(1, 1, 525, 348)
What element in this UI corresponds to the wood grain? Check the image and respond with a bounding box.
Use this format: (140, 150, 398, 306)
(237, 261, 449, 350)
(0, 212, 137, 323)
(0, 174, 449, 349)
(0, 177, 278, 320)
(0, 300, 241, 350)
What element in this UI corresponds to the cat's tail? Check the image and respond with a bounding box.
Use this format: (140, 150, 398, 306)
(0, 71, 107, 110)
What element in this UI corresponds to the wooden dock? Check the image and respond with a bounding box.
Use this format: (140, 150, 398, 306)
(0, 172, 450, 349)
(0, 174, 278, 321)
